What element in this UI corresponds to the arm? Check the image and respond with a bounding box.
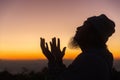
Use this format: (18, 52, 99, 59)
(40, 37, 66, 79)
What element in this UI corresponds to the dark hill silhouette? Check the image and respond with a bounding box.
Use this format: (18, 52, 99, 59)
(0, 67, 120, 80)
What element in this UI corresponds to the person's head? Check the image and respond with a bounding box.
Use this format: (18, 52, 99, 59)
(70, 14, 115, 50)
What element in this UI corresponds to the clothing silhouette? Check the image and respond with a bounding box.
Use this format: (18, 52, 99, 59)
(40, 14, 115, 80)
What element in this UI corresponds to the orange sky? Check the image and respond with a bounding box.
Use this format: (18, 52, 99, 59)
(0, 0, 120, 60)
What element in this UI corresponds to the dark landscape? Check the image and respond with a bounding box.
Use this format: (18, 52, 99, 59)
(0, 59, 120, 80)
(0, 59, 73, 74)
(0, 59, 120, 74)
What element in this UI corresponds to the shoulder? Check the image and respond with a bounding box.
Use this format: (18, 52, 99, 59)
(70, 52, 109, 69)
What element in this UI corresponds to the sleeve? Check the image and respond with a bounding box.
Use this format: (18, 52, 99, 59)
(46, 61, 66, 80)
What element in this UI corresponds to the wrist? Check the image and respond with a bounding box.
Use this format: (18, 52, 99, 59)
(48, 60, 66, 71)
(48, 59, 64, 67)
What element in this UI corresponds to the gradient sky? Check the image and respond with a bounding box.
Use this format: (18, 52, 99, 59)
(0, 0, 120, 60)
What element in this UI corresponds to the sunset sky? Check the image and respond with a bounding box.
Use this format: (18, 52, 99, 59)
(0, 0, 120, 60)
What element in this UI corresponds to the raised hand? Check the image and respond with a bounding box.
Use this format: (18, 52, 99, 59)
(40, 37, 66, 63)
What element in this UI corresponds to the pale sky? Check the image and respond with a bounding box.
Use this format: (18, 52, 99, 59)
(0, 0, 120, 60)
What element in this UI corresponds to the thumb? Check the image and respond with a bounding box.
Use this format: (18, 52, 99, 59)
(62, 47, 66, 56)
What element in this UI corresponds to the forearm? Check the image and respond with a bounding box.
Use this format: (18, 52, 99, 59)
(48, 61, 66, 74)
(46, 61, 66, 80)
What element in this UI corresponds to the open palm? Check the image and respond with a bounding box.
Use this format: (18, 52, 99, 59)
(40, 37, 66, 63)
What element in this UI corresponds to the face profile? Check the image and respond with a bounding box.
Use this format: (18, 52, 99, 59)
(71, 14, 115, 49)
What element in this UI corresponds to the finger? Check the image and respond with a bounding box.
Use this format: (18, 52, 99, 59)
(50, 41, 56, 57)
(50, 41, 56, 52)
(62, 47, 66, 56)
(57, 38, 60, 49)
(40, 38, 44, 47)
(46, 43, 49, 50)
(50, 41, 54, 52)
(40, 38, 42, 47)
(40, 38, 45, 49)
(50, 41, 57, 57)
(52, 37, 56, 47)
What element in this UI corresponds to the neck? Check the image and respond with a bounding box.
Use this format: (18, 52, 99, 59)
(81, 46, 107, 53)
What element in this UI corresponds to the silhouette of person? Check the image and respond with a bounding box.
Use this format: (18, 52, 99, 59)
(40, 14, 115, 80)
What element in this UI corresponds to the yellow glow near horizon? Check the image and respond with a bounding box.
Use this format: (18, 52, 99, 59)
(0, 48, 120, 60)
